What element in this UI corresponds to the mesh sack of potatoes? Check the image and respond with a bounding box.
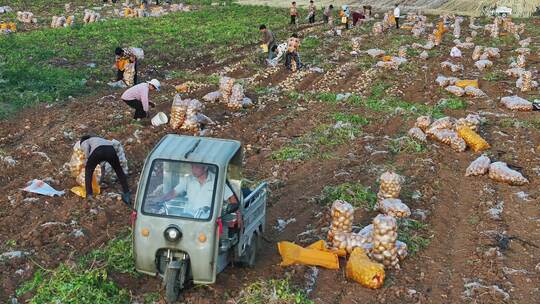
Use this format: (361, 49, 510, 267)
(455, 115, 481, 131)
(449, 133, 467, 152)
(517, 71, 537, 92)
(331, 231, 351, 251)
(515, 48, 530, 56)
(76, 164, 102, 186)
(370, 214, 399, 269)
(372, 22, 384, 35)
(346, 232, 372, 253)
(516, 54, 527, 68)
(465, 155, 491, 177)
(435, 76, 458, 87)
(488, 162, 529, 186)
(227, 84, 245, 110)
(419, 51, 429, 60)
(398, 46, 408, 58)
(429, 128, 456, 145)
(169, 94, 189, 129)
(112, 139, 129, 174)
(415, 115, 432, 131)
(474, 60, 493, 71)
(457, 125, 490, 152)
(366, 49, 385, 58)
(519, 38, 531, 47)
(464, 86, 486, 98)
(203, 91, 222, 103)
(180, 111, 199, 131)
(505, 67, 525, 78)
(408, 127, 427, 142)
(472, 45, 484, 61)
(500, 96, 533, 111)
(351, 37, 362, 50)
(445, 85, 465, 97)
(429, 116, 455, 131)
(69, 147, 86, 177)
(441, 61, 463, 73)
(378, 171, 402, 200)
(396, 240, 408, 261)
(484, 47, 500, 58)
(379, 198, 411, 218)
(218, 76, 235, 100)
(327, 199, 354, 243)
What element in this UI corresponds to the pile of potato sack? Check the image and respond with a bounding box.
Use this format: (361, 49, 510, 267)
(326, 171, 412, 289)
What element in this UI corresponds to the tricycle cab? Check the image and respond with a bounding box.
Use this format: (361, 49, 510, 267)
(132, 135, 265, 287)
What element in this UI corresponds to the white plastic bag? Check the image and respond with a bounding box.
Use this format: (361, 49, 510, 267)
(474, 59, 493, 71)
(129, 47, 144, 60)
(202, 91, 222, 102)
(450, 46, 462, 58)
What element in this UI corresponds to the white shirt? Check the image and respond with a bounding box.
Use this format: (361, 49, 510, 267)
(394, 7, 400, 18)
(173, 172, 233, 211)
(269, 43, 288, 67)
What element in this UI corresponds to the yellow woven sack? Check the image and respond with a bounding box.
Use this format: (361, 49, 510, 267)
(278, 241, 339, 269)
(70, 175, 101, 198)
(457, 125, 490, 152)
(260, 44, 268, 53)
(382, 55, 393, 62)
(346, 248, 385, 289)
(455, 80, 479, 88)
(307, 240, 347, 257)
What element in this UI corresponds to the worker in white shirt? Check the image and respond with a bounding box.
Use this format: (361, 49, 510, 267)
(393, 3, 400, 29)
(266, 42, 288, 67)
(161, 164, 238, 216)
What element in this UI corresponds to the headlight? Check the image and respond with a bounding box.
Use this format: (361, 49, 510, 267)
(164, 226, 182, 242)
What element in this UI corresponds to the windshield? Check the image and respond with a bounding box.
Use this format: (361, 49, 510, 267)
(142, 160, 218, 220)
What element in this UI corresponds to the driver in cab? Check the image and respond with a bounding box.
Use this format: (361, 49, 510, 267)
(161, 164, 238, 214)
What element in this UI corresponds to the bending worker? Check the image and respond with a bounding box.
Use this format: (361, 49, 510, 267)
(121, 79, 160, 119)
(79, 135, 131, 204)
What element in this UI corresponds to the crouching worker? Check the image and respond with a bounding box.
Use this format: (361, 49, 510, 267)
(79, 135, 130, 204)
(267, 42, 287, 67)
(285, 34, 301, 71)
(121, 79, 160, 119)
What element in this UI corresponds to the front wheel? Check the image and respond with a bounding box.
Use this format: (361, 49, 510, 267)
(165, 267, 179, 303)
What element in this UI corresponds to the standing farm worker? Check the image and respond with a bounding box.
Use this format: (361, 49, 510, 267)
(285, 34, 301, 71)
(393, 3, 400, 29)
(267, 42, 288, 67)
(290, 2, 298, 26)
(121, 79, 160, 119)
(323, 4, 333, 24)
(340, 5, 351, 30)
(78, 135, 131, 204)
(307, 0, 316, 23)
(259, 24, 276, 60)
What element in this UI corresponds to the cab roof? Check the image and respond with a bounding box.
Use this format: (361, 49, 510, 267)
(147, 134, 241, 166)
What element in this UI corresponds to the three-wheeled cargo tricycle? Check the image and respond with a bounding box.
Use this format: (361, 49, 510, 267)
(132, 135, 268, 303)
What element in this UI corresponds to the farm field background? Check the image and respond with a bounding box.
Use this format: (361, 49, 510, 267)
(1, 1, 540, 303)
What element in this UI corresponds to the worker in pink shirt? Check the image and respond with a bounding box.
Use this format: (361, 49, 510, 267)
(121, 79, 160, 119)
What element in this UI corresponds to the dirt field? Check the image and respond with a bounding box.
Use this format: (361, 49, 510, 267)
(2, 8, 540, 304)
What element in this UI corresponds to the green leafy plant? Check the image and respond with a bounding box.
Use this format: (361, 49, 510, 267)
(388, 137, 426, 154)
(236, 277, 314, 304)
(319, 183, 377, 210)
(397, 219, 430, 255)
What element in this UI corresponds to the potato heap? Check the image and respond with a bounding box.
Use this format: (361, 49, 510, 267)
(488, 162, 529, 186)
(370, 214, 400, 269)
(377, 171, 402, 202)
(465, 155, 491, 177)
(379, 198, 411, 218)
(169, 95, 188, 129)
(327, 200, 354, 243)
